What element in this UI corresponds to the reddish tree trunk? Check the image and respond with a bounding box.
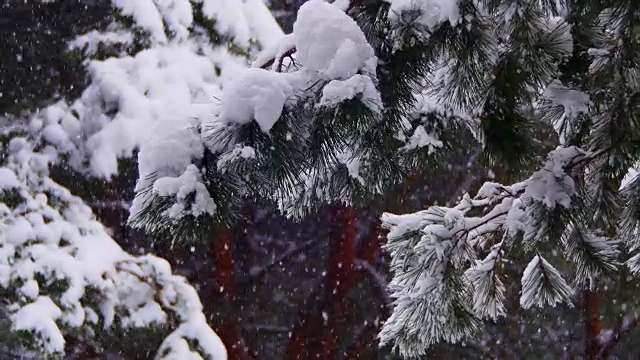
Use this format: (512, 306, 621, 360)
(584, 288, 602, 360)
(344, 321, 380, 360)
(321, 205, 357, 359)
(210, 227, 249, 360)
(285, 205, 357, 359)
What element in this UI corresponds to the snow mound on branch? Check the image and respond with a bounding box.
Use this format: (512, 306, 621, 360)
(220, 68, 294, 132)
(0, 138, 226, 359)
(112, 0, 283, 46)
(524, 146, 585, 208)
(386, 0, 461, 32)
(318, 75, 382, 113)
(293, 0, 376, 79)
(112, 0, 169, 43)
(201, 0, 284, 48)
(30, 43, 236, 179)
(153, 164, 216, 219)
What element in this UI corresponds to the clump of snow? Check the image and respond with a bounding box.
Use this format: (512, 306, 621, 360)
(219, 68, 294, 132)
(112, 0, 169, 43)
(0, 141, 227, 358)
(201, 0, 284, 48)
(252, 33, 296, 70)
(293, 0, 376, 79)
(0, 167, 20, 189)
(524, 146, 585, 208)
(153, 165, 217, 219)
(543, 80, 590, 142)
(68, 29, 134, 55)
(11, 296, 65, 354)
(543, 80, 590, 119)
(318, 75, 382, 113)
(337, 150, 365, 185)
(217, 145, 257, 171)
(385, 0, 461, 33)
(401, 125, 444, 153)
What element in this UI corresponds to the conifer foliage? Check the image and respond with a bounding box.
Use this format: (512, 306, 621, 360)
(126, 0, 637, 356)
(2, 0, 282, 357)
(378, 0, 639, 356)
(2, 0, 638, 357)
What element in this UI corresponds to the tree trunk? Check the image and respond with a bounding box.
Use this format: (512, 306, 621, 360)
(584, 287, 602, 360)
(321, 205, 357, 359)
(285, 205, 357, 359)
(210, 227, 250, 360)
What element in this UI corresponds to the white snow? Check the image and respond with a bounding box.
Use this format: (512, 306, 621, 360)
(252, 33, 296, 70)
(543, 80, 590, 119)
(520, 255, 574, 309)
(385, 0, 461, 33)
(112, 0, 168, 43)
(219, 68, 294, 132)
(0, 167, 20, 189)
(318, 74, 382, 113)
(201, 0, 284, 48)
(524, 146, 585, 208)
(68, 29, 134, 55)
(153, 165, 217, 218)
(11, 296, 65, 354)
(401, 125, 444, 153)
(216, 145, 257, 171)
(2, 128, 226, 359)
(293, 0, 376, 79)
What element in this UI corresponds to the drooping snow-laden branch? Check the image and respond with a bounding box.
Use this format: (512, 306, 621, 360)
(378, 146, 622, 357)
(254, 0, 365, 71)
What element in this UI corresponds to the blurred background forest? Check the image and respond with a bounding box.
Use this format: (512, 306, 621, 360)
(1, 0, 640, 359)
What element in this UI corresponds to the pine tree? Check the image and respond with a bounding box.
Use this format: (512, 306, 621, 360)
(0, 127, 226, 358)
(124, 0, 637, 357)
(10, 0, 636, 357)
(2, 0, 284, 357)
(376, 0, 640, 357)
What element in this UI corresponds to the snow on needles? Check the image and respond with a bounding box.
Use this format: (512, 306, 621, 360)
(0, 140, 226, 358)
(385, 0, 461, 33)
(112, 0, 283, 47)
(318, 75, 382, 113)
(294, 0, 376, 79)
(27, 0, 286, 231)
(220, 68, 294, 132)
(221, 0, 382, 132)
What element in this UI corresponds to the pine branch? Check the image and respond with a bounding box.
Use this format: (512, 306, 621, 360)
(598, 315, 640, 359)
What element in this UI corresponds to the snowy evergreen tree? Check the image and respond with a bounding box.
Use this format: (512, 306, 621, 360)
(1, 0, 283, 357)
(0, 128, 226, 358)
(121, 0, 636, 357)
(5, 0, 637, 357)
(376, 0, 640, 357)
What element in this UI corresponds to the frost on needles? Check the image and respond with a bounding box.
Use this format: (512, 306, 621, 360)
(378, 0, 639, 356)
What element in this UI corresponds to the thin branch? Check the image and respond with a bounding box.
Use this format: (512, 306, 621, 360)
(598, 315, 640, 358)
(354, 259, 392, 311)
(260, 46, 297, 72)
(239, 238, 324, 287)
(243, 324, 290, 334)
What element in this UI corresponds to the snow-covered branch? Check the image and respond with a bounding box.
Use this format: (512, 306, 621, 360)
(0, 138, 226, 358)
